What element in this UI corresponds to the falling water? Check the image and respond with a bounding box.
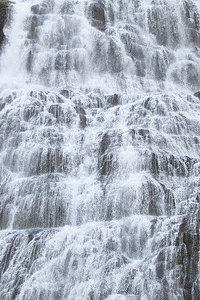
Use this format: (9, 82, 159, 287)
(0, 0, 199, 299)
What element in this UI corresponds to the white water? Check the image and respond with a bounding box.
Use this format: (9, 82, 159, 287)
(0, 0, 199, 299)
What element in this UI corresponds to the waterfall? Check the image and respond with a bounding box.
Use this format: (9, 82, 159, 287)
(0, 0, 199, 299)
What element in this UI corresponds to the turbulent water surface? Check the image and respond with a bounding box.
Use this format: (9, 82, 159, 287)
(0, 0, 199, 299)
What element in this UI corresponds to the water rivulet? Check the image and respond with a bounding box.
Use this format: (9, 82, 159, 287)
(0, 0, 199, 299)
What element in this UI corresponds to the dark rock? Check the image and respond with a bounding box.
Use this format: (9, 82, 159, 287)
(60, 89, 69, 98)
(150, 153, 159, 175)
(24, 148, 69, 176)
(176, 216, 200, 300)
(135, 60, 146, 77)
(60, 1, 75, 15)
(0, 235, 16, 278)
(79, 113, 87, 129)
(31, 4, 40, 14)
(194, 91, 200, 99)
(163, 188, 175, 215)
(151, 153, 195, 178)
(185, 63, 199, 88)
(108, 3, 114, 25)
(27, 228, 43, 242)
(48, 104, 72, 124)
(27, 50, 33, 72)
(72, 258, 78, 270)
(55, 51, 73, 70)
(98, 133, 113, 176)
(49, 104, 63, 118)
(23, 104, 41, 121)
(0, 102, 5, 111)
(156, 250, 166, 262)
(0, 2, 8, 48)
(88, 1, 106, 31)
(118, 268, 138, 294)
(138, 128, 150, 142)
(27, 15, 40, 40)
(120, 31, 145, 63)
(156, 262, 165, 279)
(129, 128, 136, 140)
(75, 106, 87, 128)
(99, 153, 113, 176)
(107, 94, 120, 106)
(30, 1, 53, 15)
(145, 181, 162, 216)
(99, 133, 110, 155)
(107, 38, 123, 73)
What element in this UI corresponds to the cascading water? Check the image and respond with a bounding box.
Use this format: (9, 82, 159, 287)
(0, 0, 199, 299)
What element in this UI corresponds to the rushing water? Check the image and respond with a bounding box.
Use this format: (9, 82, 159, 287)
(0, 0, 199, 299)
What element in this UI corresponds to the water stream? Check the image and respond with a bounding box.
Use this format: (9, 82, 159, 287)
(0, 0, 199, 299)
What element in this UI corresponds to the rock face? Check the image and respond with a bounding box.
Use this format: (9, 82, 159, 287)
(0, 2, 7, 48)
(88, 1, 106, 31)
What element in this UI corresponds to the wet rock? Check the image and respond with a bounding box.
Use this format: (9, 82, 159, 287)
(23, 104, 41, 121)
(27, 228, 43, 242)
(152, 50, 168, 81)
(33, 148, 68, 175)
(75, 106, 86, 128)
(163, 188, 175, 215)
(48, 104, 73, 124)
(103, 255, 130, 274)
(0, 102, 5, 111)
(150, 153, 159, 175)
(156, 262, 165, 279)
(194, 91, 200, 99)
(107, 38, 123, 73)
(185, 63, 199, 88)
(99, 132, 110, 155)
(107, 94, 120, 107)
(143, 181, 162, 216)
(183, 227, 199, 298)
(108, 3, 114, 25)
(138, 128, 151, 142)
(98, 281, 112, 299)
(0, 236, 16, 278)
(148, 4, 180, 47)
(88, 1, 106, 31)
(27, 15, 44, 40)
(98, 133, 113, 176)
(149, 153, 195, 178)
(120, 32, 144, 61)
(118, 268, 138, 294)
(183, 0, 200, 47)
(59, 89, 69, 98)
(176, 216, 200, 300)
(100, 153, 113, 176)
(60, 1, 76, 15)
(55, 51, 73, 70)
(0, 2, 7, 48)
(31, 1, 53, 15)
(48, 104, 63, 119)
(135, 60, 146, 77)
(27, 50, 33, 72)
(31, 4, 40, 14)
(29, 90, 48, 101)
